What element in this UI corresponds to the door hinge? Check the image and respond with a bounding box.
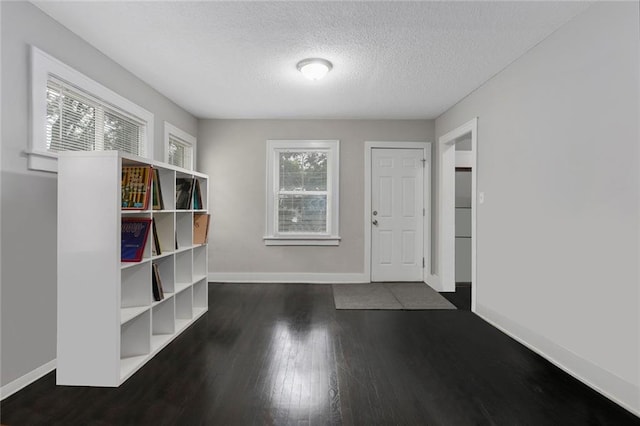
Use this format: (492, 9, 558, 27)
(423, 208, 425, 216)
(422, 258, 425, 268)
(421, 158, 426, 167)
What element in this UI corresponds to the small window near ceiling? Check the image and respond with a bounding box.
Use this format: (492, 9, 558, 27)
(46, 78, 145, 155)
(264, 140, 340, 246)
(164, 122, 196, 170)
(29, 46, 154, 172)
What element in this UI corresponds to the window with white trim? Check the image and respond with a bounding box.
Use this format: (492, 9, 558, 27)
(265, 140, 340, 246)
(30, 46, 153, 172)
(46, 78, 145, 155)
(164, 122, 196, 170)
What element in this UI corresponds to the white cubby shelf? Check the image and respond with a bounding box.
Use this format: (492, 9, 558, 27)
(57, 151, 209, 387)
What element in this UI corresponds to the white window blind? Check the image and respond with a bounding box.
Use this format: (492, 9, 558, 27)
(46, 77, 145, 156)
(168, 134, 192, 169)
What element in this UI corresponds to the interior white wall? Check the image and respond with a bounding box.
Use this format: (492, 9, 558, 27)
(435, 2, 639, 414)
(0, 2, 197, 389)
(198, 119, 434, 281)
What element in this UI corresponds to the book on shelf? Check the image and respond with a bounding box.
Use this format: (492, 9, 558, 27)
(175, 177, 194, 209)
(152, 168, 165, 210)
(193, 213, 211, 245)
(122, 166, 152, 210)
(151, 263, 165, 301)
(193, 179, 203, 210)
(151, 218, 161, 256)
(121, 218, 152, 262)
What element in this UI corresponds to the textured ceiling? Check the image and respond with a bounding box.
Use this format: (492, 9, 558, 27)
(33, 1, 591, 119)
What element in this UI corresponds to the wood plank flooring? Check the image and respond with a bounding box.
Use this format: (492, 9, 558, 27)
(1, 283, 638, 425)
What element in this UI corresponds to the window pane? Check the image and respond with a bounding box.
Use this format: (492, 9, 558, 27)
(168, 139, 184, 167)
(103, 111, 141, 155)
(168, 135, 192, 169)
(51, 91, 96, 152)
(279, 151, 327, 191)
(278, 194, 327, 233)
(46, 78, 143, 155)
(46, 83, 62, 151)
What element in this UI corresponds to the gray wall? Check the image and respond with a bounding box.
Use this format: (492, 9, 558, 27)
(0, 2, 197, 387)
(198, 119, 434, 277)
(436, 2, 639, 412)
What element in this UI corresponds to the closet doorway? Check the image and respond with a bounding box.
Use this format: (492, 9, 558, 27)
(437, 118, 477, 311)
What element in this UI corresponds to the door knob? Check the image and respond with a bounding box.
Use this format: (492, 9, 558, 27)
(372, 219, 378, 226)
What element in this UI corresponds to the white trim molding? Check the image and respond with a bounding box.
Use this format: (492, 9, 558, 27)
(455, 151, 474, 168)
(0, 360, 56, 401)
(437, 118, 478, 310)
(29, 46, 154, 172)
(425, 273, 440, 290)
(477, 304, 640, 417)
(263, 236, 340, 246)
(208, 272, 367, 284)
(364, 141, 432, 283)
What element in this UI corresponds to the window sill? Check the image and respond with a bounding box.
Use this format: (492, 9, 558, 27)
(263, 236, 341, 246)
(27, 150, 58, 173)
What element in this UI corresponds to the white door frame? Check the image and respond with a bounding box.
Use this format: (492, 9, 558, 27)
(364, 141, 431, 283)
(437, 118, 478, 311)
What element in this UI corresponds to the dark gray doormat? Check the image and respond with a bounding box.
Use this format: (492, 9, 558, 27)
(332, 282, 456, 310)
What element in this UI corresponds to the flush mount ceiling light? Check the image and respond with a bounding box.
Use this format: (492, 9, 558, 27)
(296, 58, 333, 81)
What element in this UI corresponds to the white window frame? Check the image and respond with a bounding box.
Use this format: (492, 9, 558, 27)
(29, 46, 154, 173)
(264, 139, 340, 246)
(164, 122, 196, 170)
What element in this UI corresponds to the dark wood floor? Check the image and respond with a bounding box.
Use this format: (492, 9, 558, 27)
(442, 283, 471, 311)
(2, 283, 638, 425)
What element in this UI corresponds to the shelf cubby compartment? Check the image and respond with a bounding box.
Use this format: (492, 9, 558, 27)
(194, 177, 208, 211)
(176, 212, 193, 249)
(120, 212, 153, 262)
(121, 158, 153, 213)
(175, 249, 192, 293)
(175, 287, 193, 332)
(193, 245, 207, 282)
(121, 262, 151, 324)
(120, 310, 151, 380)
(151, 299, 175, 351)
(153, 211, 175, 256)
(193, 279, 208, 319)
(176, 172, 194, 210)
(153, 255, 175, 295)
(156, 167, 176, 211)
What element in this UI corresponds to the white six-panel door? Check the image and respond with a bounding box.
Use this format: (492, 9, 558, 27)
(371, 148, 424, 282)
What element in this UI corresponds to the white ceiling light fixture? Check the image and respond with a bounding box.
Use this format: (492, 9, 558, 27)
(297, 58, 333, 81)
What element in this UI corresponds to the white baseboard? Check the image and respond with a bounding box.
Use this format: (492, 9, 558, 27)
(208, 272, 368, 284)
(1, 359, 56, 401)
(476, 304, 640, 417)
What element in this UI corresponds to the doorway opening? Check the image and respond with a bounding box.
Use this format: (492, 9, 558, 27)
(437, 118, 478, 312)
